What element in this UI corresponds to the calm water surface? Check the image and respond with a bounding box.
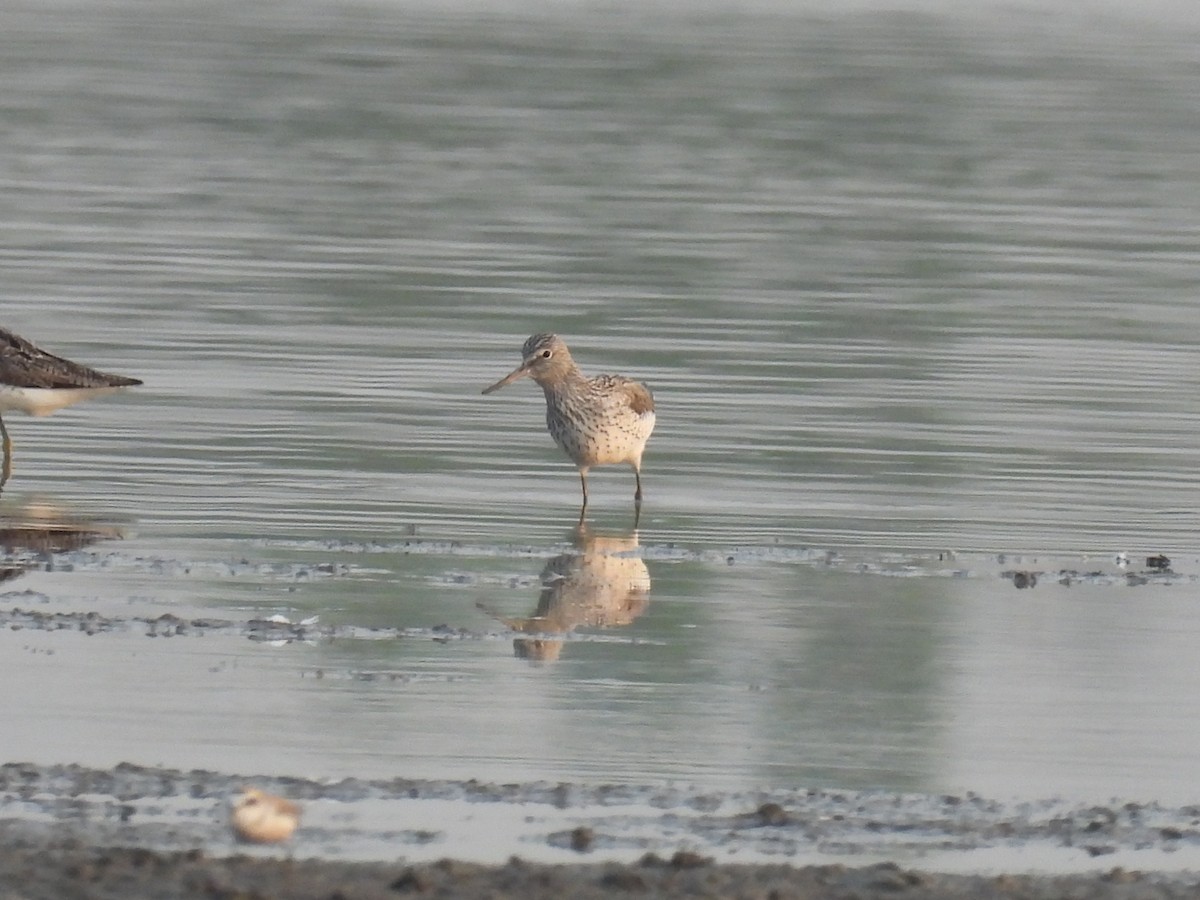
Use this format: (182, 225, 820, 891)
(2, 0, 1200, 814)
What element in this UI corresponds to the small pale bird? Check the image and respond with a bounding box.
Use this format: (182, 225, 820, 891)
(229, 787, 301, 844)
(0, 326, 142, 486)
(483, 334, 655, 515)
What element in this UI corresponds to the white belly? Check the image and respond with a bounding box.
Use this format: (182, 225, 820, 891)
(0, 384, 127, 416)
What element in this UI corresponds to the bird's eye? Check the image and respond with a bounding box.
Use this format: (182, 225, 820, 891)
(540, 349, 552, 358)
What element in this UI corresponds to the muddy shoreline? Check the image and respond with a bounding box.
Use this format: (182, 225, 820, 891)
(3, 763, 1200, 898)
(3, 836, 1198, 900)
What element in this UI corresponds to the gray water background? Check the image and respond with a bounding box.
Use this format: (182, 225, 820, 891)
(2, 0, 1200, 807)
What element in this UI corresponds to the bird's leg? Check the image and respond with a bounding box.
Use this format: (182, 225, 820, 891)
(578, 469, 589, 523)
(0, 415, 10, 488)
(631, 468, 644, 529)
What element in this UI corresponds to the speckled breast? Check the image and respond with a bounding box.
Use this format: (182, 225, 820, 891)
(545, 393, 655, 468)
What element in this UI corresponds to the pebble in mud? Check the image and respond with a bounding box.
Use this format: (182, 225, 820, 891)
(755, 802, 791, 826)
(1011, 571, 1037, 589)
(569, 826, 594, 852)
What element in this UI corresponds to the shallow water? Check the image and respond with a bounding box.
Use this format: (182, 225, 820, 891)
(2, 0, 1200, 857)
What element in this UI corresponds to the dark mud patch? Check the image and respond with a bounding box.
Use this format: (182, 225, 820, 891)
(258, 537, 1200, 583)
(6, 538, 1193, 606)
(0, 605, 647, 654)
(0, 835, 1197, 900)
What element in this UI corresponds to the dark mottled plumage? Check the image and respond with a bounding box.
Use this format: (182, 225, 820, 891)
(0, 326, 142, 486)
(0, 327, 142, 390)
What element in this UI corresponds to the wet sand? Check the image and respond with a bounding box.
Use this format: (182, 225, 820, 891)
(3, 833, 1197, 900)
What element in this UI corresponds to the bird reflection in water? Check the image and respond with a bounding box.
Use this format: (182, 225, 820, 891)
(0, 499, 127, 581)
(480, 523, 651, 663)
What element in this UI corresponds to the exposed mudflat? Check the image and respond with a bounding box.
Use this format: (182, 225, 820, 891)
(4, 762, 1200, 899)
(4, 838, 1200, 900)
